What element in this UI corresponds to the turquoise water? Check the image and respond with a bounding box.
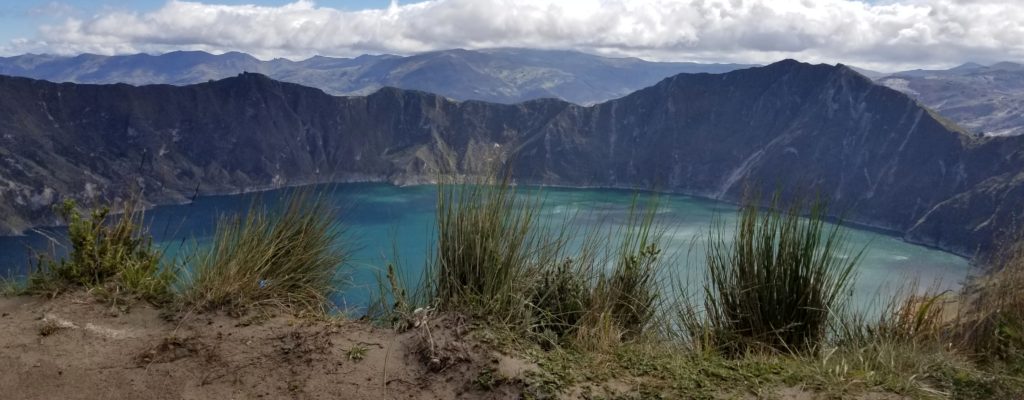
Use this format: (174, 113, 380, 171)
(0, 183, 970, 313)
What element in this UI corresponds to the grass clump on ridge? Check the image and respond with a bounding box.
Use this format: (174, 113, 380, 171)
(182, 190, 349, 315)
(426, 175, 548, 324)
(692, 193, 861, 355)
(27, 198, 174, 304)
(408, 175, 665, 349)
(576, 200, 664, 348)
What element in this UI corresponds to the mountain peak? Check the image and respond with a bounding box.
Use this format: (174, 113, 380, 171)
(764, 59, 848, 74)
(761, 59, 853, 77)
(229, 71, 276, 83)
(768, 58, 808, 68)
(164, 50, 215, 56)
(951, 62, 985, 71)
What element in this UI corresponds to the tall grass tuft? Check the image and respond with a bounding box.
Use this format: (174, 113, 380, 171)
(849, 281, 952, 345)
(580, 199, 665, 347)
(416, 175, 665, 348)
(701, 193, 861, 355)
(426, 175, 553, 326)
(28, 198, 174, 304)
(183, 191, 348, 315)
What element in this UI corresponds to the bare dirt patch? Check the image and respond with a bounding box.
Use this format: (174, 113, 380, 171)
(0, 294, 528, 399)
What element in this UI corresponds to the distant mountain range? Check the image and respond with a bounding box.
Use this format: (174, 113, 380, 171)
(876, 61, 1024, 136)
(2, 49, 1022, 139)
(0, 49, 752, 105)
(2, 60, 1023, 256)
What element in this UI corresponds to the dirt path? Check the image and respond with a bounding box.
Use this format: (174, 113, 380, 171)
(0, 294, 528, 400)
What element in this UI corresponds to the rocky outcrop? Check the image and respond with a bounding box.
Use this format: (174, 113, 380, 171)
(1, 60, 1022, 256)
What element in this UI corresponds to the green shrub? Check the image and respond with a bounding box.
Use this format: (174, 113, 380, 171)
(28, 198, 173, 304)
(701, 194, 860, 355)
(183, 190, 348, 315)
(531, 256, 594, 340)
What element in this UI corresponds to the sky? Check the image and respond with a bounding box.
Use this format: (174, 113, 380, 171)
(1, 0, 1022, 71)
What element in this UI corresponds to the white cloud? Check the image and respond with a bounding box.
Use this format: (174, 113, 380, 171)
(4, 0, 1024, 70)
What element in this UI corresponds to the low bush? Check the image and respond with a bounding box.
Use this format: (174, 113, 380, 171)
(28, 198, 174, 304)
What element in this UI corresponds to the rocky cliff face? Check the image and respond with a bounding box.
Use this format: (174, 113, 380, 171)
(2, 60, 1022, 256)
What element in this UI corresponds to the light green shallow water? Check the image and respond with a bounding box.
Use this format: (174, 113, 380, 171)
(0, 183, 970, 313)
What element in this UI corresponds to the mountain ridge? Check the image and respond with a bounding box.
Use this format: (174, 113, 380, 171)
(6, 49, 1023, 139)
(0, 48, 754, 106)
(2, 60, 1022, 256)
(877, 61, 1024, 137)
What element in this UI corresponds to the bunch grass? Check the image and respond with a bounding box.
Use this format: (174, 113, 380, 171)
(182, 190, 348, 315)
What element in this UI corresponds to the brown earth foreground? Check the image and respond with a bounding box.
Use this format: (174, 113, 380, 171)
(0, 293, 533, 400)
(0, 294, 909, 400)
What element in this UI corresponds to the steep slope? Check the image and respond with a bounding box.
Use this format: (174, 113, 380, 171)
(1, 60, 1022, 255)
(878, 62, 1024, 137)
(0, 49, 752, 105)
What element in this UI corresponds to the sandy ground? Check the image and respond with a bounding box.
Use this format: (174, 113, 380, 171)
(0, 294, 531, 400)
